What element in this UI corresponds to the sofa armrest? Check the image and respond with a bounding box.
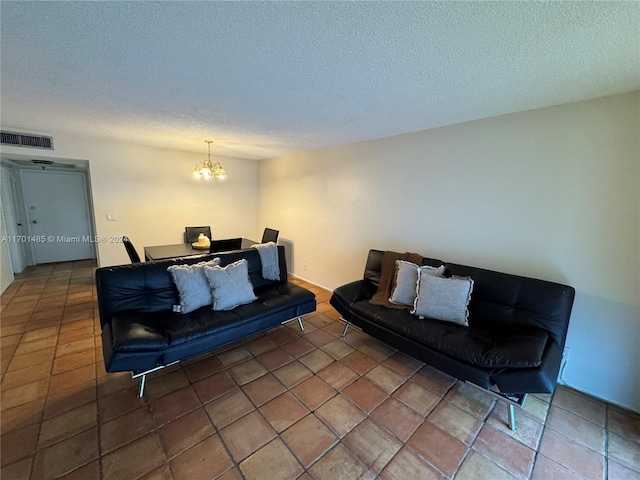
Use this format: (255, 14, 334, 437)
(330, 279, 376, 318)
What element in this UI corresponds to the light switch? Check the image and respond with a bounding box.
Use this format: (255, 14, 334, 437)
(106, 213, 117, 221)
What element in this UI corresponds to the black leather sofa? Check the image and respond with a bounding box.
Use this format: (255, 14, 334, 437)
(96, 246, 316, 396)
(330, 249, 575, 429)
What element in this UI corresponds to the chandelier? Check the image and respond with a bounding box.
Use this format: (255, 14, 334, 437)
(192, 140, 227, 180)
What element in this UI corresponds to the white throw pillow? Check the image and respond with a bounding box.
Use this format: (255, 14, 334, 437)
(203, 259, 258, 311)
(389, 261, 445, 306)
(412, 274, 474, 326)
(167, 258, 220, 313)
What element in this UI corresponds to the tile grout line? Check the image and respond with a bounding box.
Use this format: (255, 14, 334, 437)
(197, 340, 293, 480)
(456, 396, 530, 480)
(241, 321, 344, 477)
(527, 385, 555, 480)
(28, 281, 46, 480)
(603, 403, 609, 480)
(3, 264, 638, 479)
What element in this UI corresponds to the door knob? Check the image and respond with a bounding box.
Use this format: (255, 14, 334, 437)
(32, 220, 38, 224)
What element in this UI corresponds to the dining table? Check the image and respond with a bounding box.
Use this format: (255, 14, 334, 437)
(143, 238, 256, 261)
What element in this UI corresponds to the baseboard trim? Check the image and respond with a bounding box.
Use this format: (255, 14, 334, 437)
(289, 273, 333, 293)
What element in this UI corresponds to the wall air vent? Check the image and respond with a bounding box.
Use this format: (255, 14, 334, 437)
(1, 130, 54, 150)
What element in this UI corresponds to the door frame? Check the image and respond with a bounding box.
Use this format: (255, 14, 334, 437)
(0, 155, 96, 269)
(1, 166, 28, 272)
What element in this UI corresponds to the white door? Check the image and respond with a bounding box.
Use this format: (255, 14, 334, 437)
(20, 170, 94, 263)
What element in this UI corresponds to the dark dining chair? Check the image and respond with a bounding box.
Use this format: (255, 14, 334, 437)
(185, 226, 212, 243)
(122, 236, 141, 263)
(209, 238, 242, 253)
(261, 228, 279, 244)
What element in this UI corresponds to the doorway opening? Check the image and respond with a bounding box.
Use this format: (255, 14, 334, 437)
(1, 154, 96, 274)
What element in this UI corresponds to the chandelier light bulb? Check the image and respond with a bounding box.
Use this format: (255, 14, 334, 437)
(191, 140, 228, 181)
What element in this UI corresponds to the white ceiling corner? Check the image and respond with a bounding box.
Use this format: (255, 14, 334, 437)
(1, 1, 638, 160)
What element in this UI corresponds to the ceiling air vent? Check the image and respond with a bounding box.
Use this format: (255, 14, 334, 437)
(1, 130, 54, 150)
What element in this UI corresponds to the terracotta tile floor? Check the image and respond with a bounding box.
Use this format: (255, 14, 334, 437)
(2, 260, 640, 480)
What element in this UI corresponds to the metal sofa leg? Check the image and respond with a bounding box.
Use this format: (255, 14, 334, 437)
(138, 374, 147, 398)
(282, 316, 305, 332)
(465, 381, 526, 431)
(132, 361, 179, 398)
(342, 323, 350, 337)
(340, 317, 351, 337)
(508, 404, 517, 431)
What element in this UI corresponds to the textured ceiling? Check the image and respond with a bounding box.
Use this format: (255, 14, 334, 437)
(1, 1, 638, 160)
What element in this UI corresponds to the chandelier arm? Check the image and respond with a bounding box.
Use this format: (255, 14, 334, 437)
(192, 140, 227, 180)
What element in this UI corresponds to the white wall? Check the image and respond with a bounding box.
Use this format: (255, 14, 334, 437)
(259, 91, 640, 412)
(1, 133, 259, 266)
